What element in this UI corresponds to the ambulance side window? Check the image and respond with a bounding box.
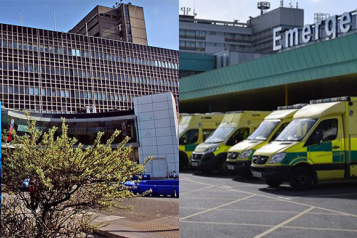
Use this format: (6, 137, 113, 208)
(179, 129, 199, 145)
(271, 122, 290, 141)
(305, 119, 338, 146)
(227, 128, 249, 146)
(203, 129, 215, 141)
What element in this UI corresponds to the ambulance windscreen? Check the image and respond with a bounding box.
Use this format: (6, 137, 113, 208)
(248, 120, 280, 141)
(205, 127, 235, 143)
(275, 119, 316, 142)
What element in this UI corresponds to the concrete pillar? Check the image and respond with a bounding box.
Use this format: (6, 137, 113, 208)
(285, 85, 289, 106)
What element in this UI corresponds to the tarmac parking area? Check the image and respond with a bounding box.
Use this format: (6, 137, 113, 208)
(179, 170, 357, 238)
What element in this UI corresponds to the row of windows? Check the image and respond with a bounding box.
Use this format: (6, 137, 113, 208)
(179, 28, 272, 40)
(179, 28, 275, 53)
(179, 29, 206, 39)
(179, 40, 253, 51)
(0, 59, 176, 82)
(0, 85, 135, 102)
(180, 29, 250, 38)
(0, 62, 178, 87)
(0, 39, 178, 69)
(0, 91, 174, 113)
(0, 23, 174, 55)
(225, 33, 251, 39)
(179, 41, 205, 49)
(1, 101, 134, 114)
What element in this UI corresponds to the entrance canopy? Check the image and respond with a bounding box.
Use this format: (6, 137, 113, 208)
(180, 33, 357, 112)
(1, 109, 138, 148)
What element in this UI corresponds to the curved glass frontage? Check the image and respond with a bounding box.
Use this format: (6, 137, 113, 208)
(1, 109, 138, 147)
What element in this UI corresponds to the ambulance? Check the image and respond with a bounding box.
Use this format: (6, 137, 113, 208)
(226, 104, 306, 176)
(179, 113, 224, 169)
(179, 113, 189, 123)
(251, 96, 357, 190)
(191, 111, 270, 174)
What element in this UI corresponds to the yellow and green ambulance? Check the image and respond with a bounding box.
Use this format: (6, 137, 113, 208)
(179, 113, 224, 169)
(226, 104, 306, 176)
(191, 111, 270, 174)
(251, 96, 357, 190)
(179, 113, 189, 123)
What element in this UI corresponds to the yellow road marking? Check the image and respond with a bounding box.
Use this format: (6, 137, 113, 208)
(253, 206, 315, 238)
(180, 194, 256, 221)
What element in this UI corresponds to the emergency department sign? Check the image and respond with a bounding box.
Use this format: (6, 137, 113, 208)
(273, 9, 357, 51)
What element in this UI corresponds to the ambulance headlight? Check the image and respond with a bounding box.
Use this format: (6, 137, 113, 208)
(269, 153, 287, 164)
(205, 146, 219, 153)
(239, 149, 254, 159)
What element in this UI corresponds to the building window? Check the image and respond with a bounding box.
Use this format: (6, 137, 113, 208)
(196, 30, 205, 38)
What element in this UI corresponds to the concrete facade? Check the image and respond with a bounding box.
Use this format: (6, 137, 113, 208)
(0, 11, 178, 114)
(179, 5, 304, 77)
(179, 7, 303, 55)
(134, 92, 178, 178)
(69, 4, 148, 45)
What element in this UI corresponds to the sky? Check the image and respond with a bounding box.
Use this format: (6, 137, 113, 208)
(0, 0, 178, 50)
(179, 0, 357, 25)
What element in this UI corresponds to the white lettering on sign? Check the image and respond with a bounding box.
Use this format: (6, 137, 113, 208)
(273, 10, 356, 51)
(325, 15, 338, 39)
(285, 28, 299, 48)
(301, 25, 312, 44)
(315, 20, 323, 40)
(340, 12, 352, 33)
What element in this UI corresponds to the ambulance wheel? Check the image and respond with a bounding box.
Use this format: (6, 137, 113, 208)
(289, 166, 312, 190)
(216, 154, 228, 173)
(266, 181, 282, 188)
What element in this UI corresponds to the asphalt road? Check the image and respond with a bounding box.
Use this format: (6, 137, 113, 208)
(179, 170, 357, 238)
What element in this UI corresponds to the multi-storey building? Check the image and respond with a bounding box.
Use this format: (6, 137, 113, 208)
(0, 15, 178, 114)
(69, 3, 148, 45)
(179, 4, 303, 77)
(0, 3, 179, 177)
(179, 6, 303, 55)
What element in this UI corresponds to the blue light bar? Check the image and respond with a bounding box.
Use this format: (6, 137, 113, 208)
(277, 103, 308, 110)
(310, 96, 350, 104)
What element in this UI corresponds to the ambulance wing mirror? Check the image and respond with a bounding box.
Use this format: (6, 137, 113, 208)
(179, 137, 187, 145)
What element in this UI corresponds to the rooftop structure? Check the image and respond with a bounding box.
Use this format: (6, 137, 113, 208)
(69, 3, 148, 45)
